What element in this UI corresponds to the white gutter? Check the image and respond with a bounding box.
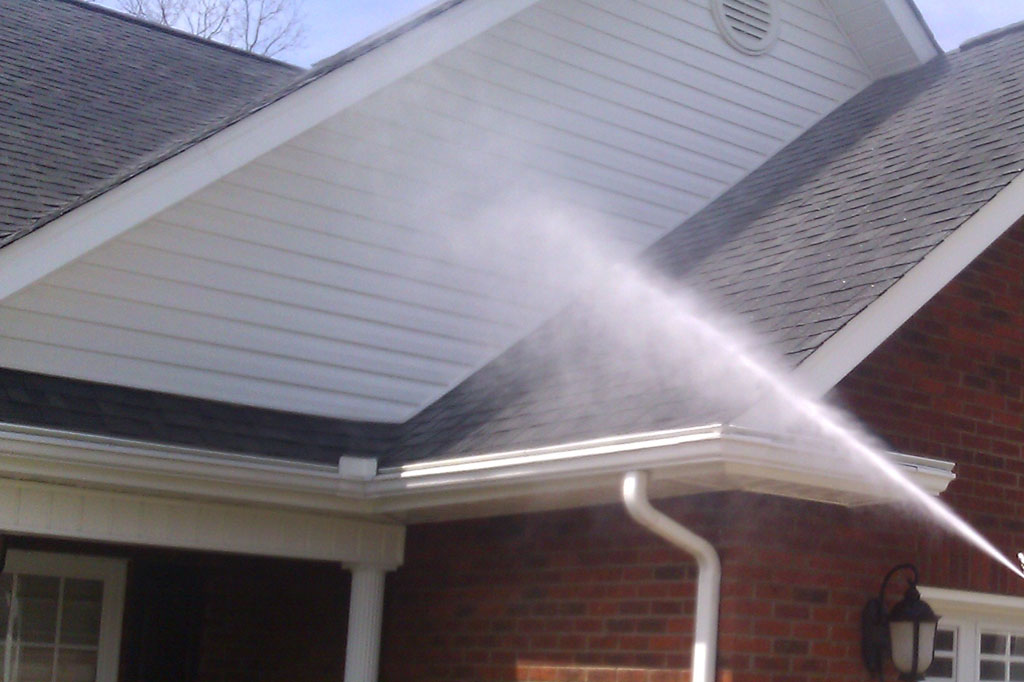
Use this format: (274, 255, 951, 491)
(0, 422, 956, 518)
(622, 471, 720, 682)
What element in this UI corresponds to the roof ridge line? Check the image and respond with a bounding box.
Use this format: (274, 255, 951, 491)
(959, 19, 1024, 51)
(55, 0, 303, 70)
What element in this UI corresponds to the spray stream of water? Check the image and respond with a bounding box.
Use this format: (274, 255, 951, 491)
(645, 277, 1024, 580)
(470, 195, 1023, 579)
(403, 115, 1023, 579)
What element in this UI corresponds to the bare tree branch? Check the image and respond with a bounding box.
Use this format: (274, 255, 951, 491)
(107, 0, 304, 57)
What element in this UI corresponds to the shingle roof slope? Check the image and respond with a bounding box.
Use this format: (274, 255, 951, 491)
(386, 26, 1024, 465)
(0, 0, 299, 243)
(0, 368, 395, 463)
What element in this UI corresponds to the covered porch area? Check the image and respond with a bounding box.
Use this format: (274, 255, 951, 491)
(0, 473, 404, 682)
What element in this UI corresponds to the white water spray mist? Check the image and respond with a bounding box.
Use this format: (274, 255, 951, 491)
(378, 84, 1023, 579)
(465, 196, 1024, 580)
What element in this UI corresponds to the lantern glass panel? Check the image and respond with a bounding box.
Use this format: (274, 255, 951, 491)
(890, 620, 937, 674)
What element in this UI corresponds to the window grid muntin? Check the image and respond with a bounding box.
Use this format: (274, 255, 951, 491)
(978, 629, 1024, 681)
(2, 568, 104, 682)
(927, 625, 957, 681)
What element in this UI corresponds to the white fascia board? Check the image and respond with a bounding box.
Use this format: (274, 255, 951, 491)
(791, 168, 1024, 398)
(0, 422, 954, 522)
(0, 0, 540, 305)
(920, 586, 1024, 621)
(883, 0, 941, 63)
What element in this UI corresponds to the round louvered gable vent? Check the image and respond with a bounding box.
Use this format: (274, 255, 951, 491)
(711, 0, 779, 55)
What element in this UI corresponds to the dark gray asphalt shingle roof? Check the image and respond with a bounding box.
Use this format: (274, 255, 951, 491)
(2, 3, 1024, 467)
(0, 368, 395, 463)
(0, 0, 302, 243)
(386, 26, 1024, 464)
(0, 0, 471, 247)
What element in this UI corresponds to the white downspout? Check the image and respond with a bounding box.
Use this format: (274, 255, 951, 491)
(621, 471, 721, 682)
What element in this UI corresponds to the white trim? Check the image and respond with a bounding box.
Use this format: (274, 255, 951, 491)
(789, 169, 1024, 398)
(921, 586, 1024, 623)
(928, 617, 971, 682)
(920, 587, 1024, 682)
(0, 422, 954, 528)
(881, 0, 940, 64)
(0, 0, 540, 306)
(0, 477, 405, 567)
(3, 549, 127, 682)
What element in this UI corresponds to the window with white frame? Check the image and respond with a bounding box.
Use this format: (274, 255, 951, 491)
(1, 551, 126, 682)
(922, 587, 1024, 682)
(928, 626, 957, 680)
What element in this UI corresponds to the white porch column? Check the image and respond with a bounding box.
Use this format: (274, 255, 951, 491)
(343, 563, 389, 682)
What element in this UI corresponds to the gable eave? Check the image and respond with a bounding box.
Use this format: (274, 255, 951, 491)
(828, 0, 940, 79)
(777, 167, 1024, 403)
(0, 0, 541, 307)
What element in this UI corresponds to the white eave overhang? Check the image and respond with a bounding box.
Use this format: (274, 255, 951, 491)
(0, 421, 954, 527)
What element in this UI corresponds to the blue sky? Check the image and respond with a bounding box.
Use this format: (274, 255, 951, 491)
(284, 0, 1023, 65)
(285, 0, 431, 65)
(94, 1, 1023, 65)
(916, 0, 1023, 51)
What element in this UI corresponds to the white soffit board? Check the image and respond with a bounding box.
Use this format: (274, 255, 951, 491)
(0, 0, 872, 421)
(0, 477, 406, 566)
(825, 0, 939, 78)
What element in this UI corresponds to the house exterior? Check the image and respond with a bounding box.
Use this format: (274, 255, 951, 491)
(2, 1, 1024, 681)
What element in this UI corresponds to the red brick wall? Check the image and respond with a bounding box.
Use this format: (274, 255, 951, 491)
(383, 493, 926, 682)
(381, 220, 1024, 682)
(382, 499, 711, 682)
(835, 216, 1024, 595)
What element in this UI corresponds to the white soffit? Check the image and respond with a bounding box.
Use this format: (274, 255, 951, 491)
(0, 477, 406, 566)
(825, 0, 939, 78)
(0, 0, 873, 422)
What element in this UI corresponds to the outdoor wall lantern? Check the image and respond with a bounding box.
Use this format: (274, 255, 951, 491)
(862, 563, 940, 681)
